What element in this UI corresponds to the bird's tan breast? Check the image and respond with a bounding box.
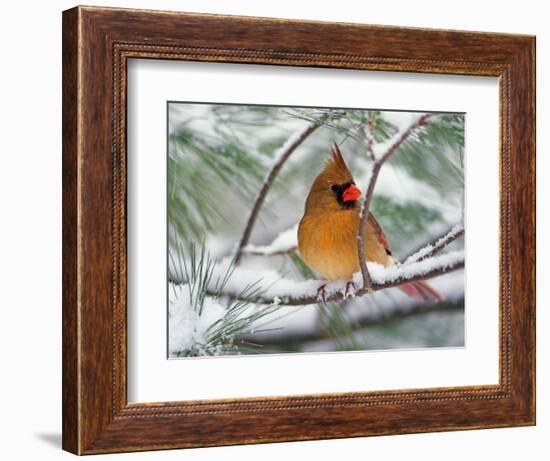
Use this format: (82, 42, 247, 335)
(298, 210, 391, 281)
(298, 210, 391, 280)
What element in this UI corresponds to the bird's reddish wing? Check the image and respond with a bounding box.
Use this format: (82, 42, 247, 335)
(368, 214, 391, 253)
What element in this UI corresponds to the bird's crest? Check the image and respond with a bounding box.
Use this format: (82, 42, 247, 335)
(320, 143, 354, 184)
(303, 143, 357, 214)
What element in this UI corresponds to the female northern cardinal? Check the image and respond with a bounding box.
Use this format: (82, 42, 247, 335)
(297, 144, 442, 302)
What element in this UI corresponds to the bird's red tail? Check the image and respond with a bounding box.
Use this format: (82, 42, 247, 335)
(399, 280, 443, 303)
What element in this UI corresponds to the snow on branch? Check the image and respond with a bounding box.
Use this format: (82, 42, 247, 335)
(170, 249, 464, 306)
(233, 114, 328, 265)
(242, 224, 298, 256)
(357, 113, 433, 290)
(240, 220, 462, 262)
(404, 223, 465, 264)
(370, 114, 432, 161)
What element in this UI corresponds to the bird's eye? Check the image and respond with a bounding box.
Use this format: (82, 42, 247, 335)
(330, 184, 339, 193)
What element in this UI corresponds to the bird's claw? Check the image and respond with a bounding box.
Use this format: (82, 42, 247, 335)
(316, 284, 328, 303)
(344, 281, 357, 298)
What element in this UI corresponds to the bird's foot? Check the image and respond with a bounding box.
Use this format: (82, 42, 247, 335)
(344, 281, 357, 298)
(316, 284, 328, 303)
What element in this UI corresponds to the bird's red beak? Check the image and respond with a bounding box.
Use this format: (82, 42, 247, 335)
(342, 184, 362, 202)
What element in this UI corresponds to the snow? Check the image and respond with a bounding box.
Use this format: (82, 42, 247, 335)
(371, 113, 429, 161)
(169, 250, 464, 305)
(243, 224, 298, 255)
(366, 250, 464, 284)
(168, 284, 227, 356)
(383, 112, 426, 133)
(168, 103, 315, 167)
(169, 254, 322, 301)
(364, 164, 463, 224)
(274, 122, 314, 159)
(253, 118, 320, 196)
(404, 224, 464, 264)
(250, 268, 465, 342)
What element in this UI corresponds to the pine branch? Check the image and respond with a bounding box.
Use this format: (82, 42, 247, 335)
(357, 114, 433, 290)
(199, 250, 464, 306)
(169, 226, 465, 306)
(168, 243, 281, 357)
(238, 298, 463, 347)
(404, 223, 464, 264)
(233, 115, 328, 265)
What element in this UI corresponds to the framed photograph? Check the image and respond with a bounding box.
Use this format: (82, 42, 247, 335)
(62, 5, 535, 455)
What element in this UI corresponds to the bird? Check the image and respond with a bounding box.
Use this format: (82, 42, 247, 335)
(297, 143, 442, 303)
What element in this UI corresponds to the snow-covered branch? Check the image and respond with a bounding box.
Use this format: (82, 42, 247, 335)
(233, 115, 328, 264)
(169, 220, 465, 307)
(357, 113, 433, 290)
(173, 250, 463, 306)
(404, 223, 464, 264)
(241, 224, 298, 256)
(168, 255, 280, 357)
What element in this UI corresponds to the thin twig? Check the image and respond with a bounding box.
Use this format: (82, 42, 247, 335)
(357, 114, 432, 290)
(233, 114, 328, 265)
(363, 119, 375, 161)
(240, 225, 298, 257)
(403, 223, 465, 264)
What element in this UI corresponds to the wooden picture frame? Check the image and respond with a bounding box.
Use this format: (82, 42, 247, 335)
(62, 5, 535, 455)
